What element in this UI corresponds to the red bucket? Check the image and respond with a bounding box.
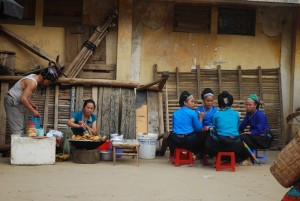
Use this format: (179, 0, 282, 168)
(98, 140, 111, 151)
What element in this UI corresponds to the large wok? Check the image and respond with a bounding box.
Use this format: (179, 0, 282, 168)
(68, 139, 107, 150)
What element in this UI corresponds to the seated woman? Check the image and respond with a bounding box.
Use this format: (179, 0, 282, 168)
(205, 91, 248, 162)
(67, 99, 97, 136)
(167, 91, 203, 156)
(195, 88, 218, 157)
(195, 88, 218, 130)
(239, 94, 273, 150)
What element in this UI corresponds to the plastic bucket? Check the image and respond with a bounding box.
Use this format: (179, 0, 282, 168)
(138, 133, 158, 159)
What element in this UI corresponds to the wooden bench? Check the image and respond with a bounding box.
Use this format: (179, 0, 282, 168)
(112, 139, 140, 166)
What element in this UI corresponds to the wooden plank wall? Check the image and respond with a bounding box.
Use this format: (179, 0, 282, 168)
(157, 66, 284, 149)
(0, 82, 139, 144)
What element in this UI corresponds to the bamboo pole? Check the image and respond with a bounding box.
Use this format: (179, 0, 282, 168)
(64, 10, 118, 78)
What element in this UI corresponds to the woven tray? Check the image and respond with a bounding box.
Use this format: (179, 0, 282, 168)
(270, 130, 300, 188)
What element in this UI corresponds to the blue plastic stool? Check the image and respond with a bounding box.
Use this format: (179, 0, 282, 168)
(252, 149, 267, 164)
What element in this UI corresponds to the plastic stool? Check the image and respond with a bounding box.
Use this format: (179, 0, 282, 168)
(216, 152, 236, 172)
(252, 149, 267, 164)
(172, 148, 193, 166)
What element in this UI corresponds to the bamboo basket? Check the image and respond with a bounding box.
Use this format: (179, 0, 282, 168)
(270, 130, 300, 188)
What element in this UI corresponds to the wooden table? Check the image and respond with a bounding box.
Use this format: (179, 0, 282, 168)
(112, 139, 140, 166)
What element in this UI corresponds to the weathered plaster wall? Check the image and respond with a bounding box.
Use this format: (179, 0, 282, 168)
(0, 0, 64, 72)
(289, 9, 300, 138)
(136, 2, 283, 83)
(116, 0, 133, 81)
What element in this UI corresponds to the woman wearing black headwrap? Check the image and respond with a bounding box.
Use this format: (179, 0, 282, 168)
(167, 91, 203, 156)
(205, 91, 248, 163)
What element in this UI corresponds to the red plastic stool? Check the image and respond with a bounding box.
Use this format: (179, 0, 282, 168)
(216, 152, 236, 172)
(172, 148, 194, 166)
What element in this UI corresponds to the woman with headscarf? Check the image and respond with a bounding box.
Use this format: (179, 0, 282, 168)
(239, 94, 273, 150)
(195, 88, 218, 130)
(195, 88, 218, 159)
(205, 91, 248, 163)
(167, 91, 203, 156)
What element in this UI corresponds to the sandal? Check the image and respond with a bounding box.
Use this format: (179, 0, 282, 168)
(239, 159, 253, 166)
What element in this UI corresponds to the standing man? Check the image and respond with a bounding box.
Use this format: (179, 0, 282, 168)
(4, 67, 59, 136)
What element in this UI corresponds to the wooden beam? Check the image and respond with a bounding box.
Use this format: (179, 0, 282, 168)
(0, 25, 61, 67)
(137, 72, 169, 91)
(0, 76, 141, 88)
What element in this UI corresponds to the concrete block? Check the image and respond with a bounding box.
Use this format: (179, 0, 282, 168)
(11, 136, 56, 165)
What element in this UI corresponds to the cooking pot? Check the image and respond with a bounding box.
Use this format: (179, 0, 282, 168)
(100, 151, 113, 161)
(68, 139, 106, 150)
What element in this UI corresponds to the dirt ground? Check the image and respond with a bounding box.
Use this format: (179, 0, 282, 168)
(0, 150, 287, 201)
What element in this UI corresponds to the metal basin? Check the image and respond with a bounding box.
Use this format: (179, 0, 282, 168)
(100, 151, 113, 161)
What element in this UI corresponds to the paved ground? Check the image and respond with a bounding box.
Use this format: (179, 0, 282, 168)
(0, 150, 287, 201)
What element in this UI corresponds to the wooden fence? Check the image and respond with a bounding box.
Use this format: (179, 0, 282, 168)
(0, 82, 137, 145)
(156, 65, 284, 149)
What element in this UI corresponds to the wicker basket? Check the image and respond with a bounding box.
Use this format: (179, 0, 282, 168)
(270, 130, 300, 188)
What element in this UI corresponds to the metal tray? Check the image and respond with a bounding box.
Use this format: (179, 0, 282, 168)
(68, 139, 106, 150)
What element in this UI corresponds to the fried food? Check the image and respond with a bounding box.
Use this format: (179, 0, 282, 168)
(71, 134, 105, 142)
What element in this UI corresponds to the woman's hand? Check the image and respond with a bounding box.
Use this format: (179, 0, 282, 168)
(198, 111, 205, 122)
(78, 121, 88, 130)
(202, 126, 209, 131)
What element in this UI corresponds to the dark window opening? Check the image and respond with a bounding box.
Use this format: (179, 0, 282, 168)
(43, 0, 83, 27)
(173, 4, 211, 34)
(0, 0, 35, 25)
(218, 7, 256, 36)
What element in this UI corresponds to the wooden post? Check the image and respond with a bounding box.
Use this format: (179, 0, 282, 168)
(217, 65, 222, 93)
(54, 85, 59, 130)
(97, 87, 104, 135)
(165, 84, 170, 132)
(43, 88, 50, 132)
(176, 67, 180, 99)
(278, 68, 285, 145)
(258, 66, 263, 99)
(75, 86, 84, 111)
(153, 64, 158, 81)
(70, 87, 76, 117)
(0, 83, 9, 144)
(158, 92, 164, 134)
(238, 65, 242, 100)
(196, 65, 201, 100)
(147, 91, 159, 134)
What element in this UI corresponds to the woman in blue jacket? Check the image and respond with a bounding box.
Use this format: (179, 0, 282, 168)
(167, 91, 203, 156)
(205, 91, 248, 162)
(239, 94, 273, 150)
